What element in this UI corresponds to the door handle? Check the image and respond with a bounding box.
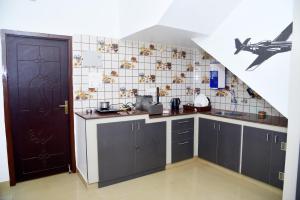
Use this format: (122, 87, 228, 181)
(58, 100, 68, 114)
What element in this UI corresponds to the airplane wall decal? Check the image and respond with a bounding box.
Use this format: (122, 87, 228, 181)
(234, 22, 293, 71)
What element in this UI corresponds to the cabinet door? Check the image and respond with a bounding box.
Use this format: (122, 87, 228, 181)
(172, 128, 194, 142)
(135, 121, 166, 173)
(217, 122, 241, 172)
(269, 131, 286, 188)
(172, 118, 194, 131)
(242, 126, 271, 184)
(172, 138, 194, 163)
(198, 118, 218, 163)
(98, 121, 135, 183)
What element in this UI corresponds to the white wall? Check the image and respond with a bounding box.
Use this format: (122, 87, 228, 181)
(192, 0, 293, 117)
(0, 0, 121, 183)
(118, 0, 242, 47)
(283, 0, 300, 198)
(118, 0, 173, 38)
(159, 0, 242, 35)
(0, 0, 120, 37)
(0, 35, 9, 182)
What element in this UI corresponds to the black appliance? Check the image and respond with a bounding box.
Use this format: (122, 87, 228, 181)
(96, 108, 119, 113)
(170, 98, 181, 111)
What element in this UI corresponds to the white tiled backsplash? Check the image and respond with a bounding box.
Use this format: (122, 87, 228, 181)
(73, 35, 283, 117)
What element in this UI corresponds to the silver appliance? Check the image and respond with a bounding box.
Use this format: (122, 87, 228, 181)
(135, 87, 163, 115)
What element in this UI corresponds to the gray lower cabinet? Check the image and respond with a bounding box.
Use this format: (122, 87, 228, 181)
(217, 121, 242, 171)
(135, 122, 166, 173)
(98, 120, 166, 187)
(172, 139, 194, 163)
(171, 118, 194, 163)
(242, 127, 271, 183)
(242, 126, 286, 189)
(269, 131, 286, 188)
(98, 121, 135, 185)
(198, 118, 218, 163)
(198, 118, 241, 172)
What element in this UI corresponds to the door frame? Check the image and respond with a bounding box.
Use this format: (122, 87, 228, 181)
(0, 29, 76, 186)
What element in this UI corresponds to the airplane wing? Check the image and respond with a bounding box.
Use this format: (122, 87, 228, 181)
(246, 52, 275, 71)
(273, 22, 293, 41)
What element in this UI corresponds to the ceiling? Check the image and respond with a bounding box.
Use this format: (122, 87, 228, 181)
(118, 0, 243, 47)
(122, 25, 203, 48)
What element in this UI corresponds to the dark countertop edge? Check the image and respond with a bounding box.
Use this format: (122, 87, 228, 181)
(75, 109, 288, 128)
(75, 111, 149, 120)
(149, 111, 198, 119)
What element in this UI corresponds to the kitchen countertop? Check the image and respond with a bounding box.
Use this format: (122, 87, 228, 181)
(75, 110, 149, 120)
(75, 109, 288, 128)
(203, 109, 288, 127)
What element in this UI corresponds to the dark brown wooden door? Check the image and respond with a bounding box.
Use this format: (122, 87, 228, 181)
(6, 35, 70, 182)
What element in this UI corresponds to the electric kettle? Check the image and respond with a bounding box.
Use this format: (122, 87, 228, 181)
(170, 98, 181, 111)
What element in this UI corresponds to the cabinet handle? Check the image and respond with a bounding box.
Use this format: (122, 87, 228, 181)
(177, 130, 189, 135)
(218, 124, 221, 132)
(266, 133, 269, 142)
(274, 135, 278, 144)
(178, 141, 189, 145)
(137, 122, 140, 130)
(178, 120, 189, 124)
(131, 123, 134, 132)
(213, 123, 216, 129)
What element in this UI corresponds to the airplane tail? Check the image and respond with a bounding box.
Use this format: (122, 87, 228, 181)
(234, 38, 251, 54)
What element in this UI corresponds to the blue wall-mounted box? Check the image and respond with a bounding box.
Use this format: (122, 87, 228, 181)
(209, 63, 225, 89)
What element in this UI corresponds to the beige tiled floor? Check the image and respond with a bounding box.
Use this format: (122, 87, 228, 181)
(0, 159, 282, 200)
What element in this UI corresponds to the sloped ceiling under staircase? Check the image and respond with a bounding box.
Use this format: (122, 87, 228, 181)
(118, 0, 294, 117)
(118, 0, 242, 46)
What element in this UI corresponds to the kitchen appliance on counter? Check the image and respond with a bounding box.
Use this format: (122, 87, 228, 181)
(96, 101, 119, 113)
(96, 108, 119, 113)
(194, 94, 209, 107)
(135, 87, 163, 115)
(99, 101, 110, 110)
(183, 97, 212, 112)
(170, 98, 181, 111)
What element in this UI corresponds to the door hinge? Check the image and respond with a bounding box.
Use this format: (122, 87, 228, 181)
(68, 164, 71, 174)
(278, 171, 285, 181)
(281, 142, 287, 151)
